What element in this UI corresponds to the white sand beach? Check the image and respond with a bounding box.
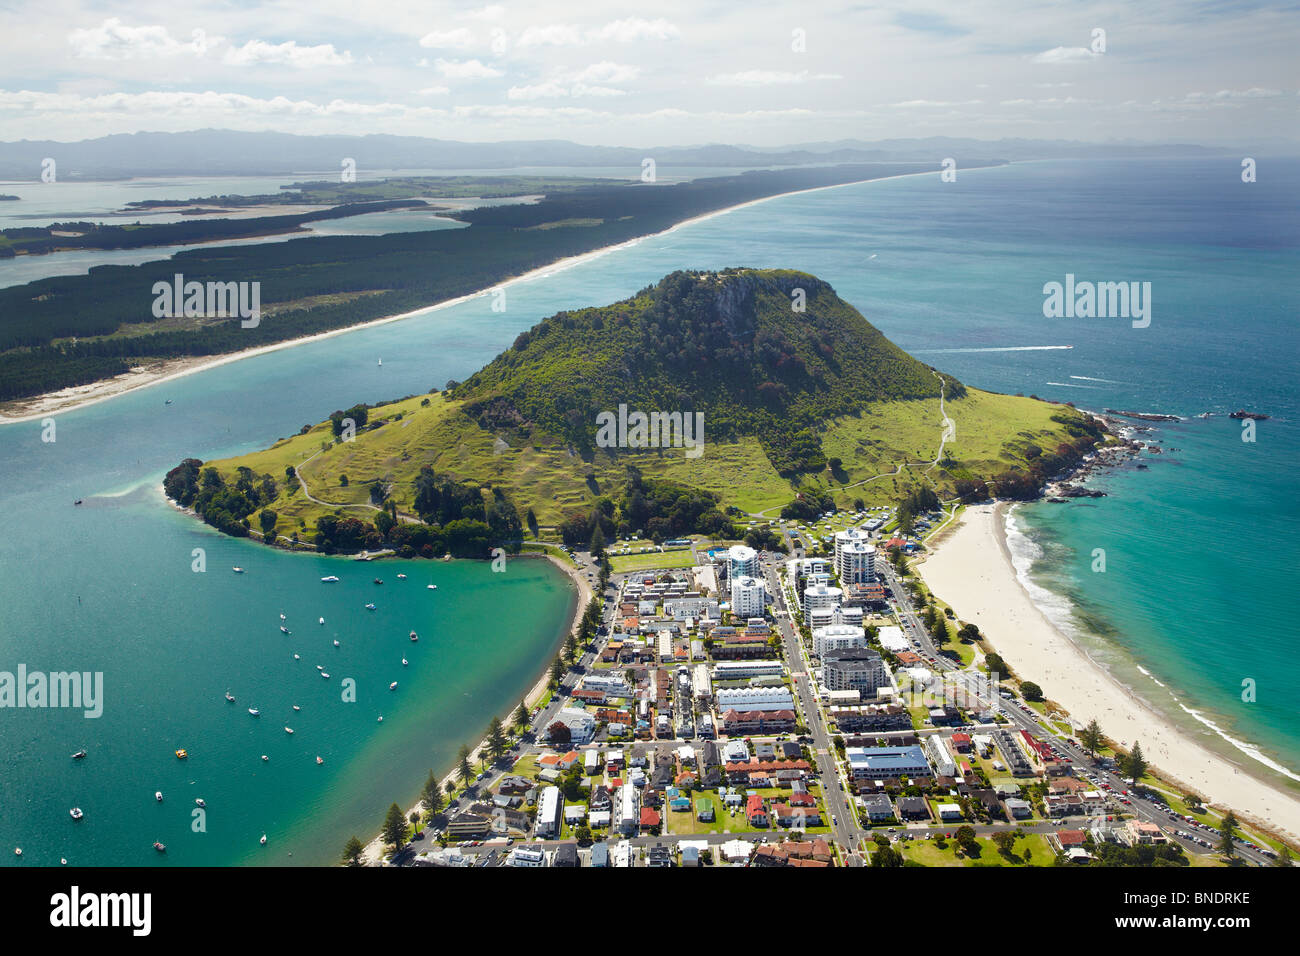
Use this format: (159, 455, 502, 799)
(917, 501, 1300, 844)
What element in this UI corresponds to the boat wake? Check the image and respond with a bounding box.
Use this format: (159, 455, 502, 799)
(912, 345, 1074, 354)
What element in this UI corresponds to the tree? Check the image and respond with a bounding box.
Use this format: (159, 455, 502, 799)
(1080, 719, 1103, 755)
(1218, 810, 1239, 859)
(382, 803, 408, 849)
(487, 716, 507, 760)
(457, 744, 473, 785)
(549, 656, 566, 685)
(1274, 845, 1292, 867)
(342, 835, 364, 866)
(513, 699, 530, 731)
(547, 721, 571, 745)
(1020, 681, 1044, 702)
(1184, 793, 1203, 809)
(575, 824, 593, 845)
(258, 508, 277, 537)
(992, 831, 1016, 857)
(931, 615, 949, 646)
(870, 843, 903, 867)
(421, 770, 444, 817)
(955, 825, 977, 853)
(1123, 741, 1147, 784)
(409, 810, 421, 835)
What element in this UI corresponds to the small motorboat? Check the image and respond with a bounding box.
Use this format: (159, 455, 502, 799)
(232, 567, 244, 574)
(284, 727, 294, 735)
(71, 749, 87, 760)
(426, 584, 437, 590)
(315, 756, 324, 765)
(260, 834, 267, 846)
(175, 749, 188, 759)
(224, 692, 235, 703)
(364, 603, 377, 611)
(155, 791, 163, 802)
(293, 653, 300, 660)
(321, 575, 340, 583)
(70, 807, 83, 821)
(280, 626, 290, 634)
(321, 672, 331, 679)
(292, 704, 301, 712)
(319, 617, 325, 626)
(261, 755, 269, 762)
(409, 631, 418, 642)
(13, 848, 21, 857)
(396, 573, 407, 580)
(248, 707, 260, 717)
(165, 399, 173, 405)
(333, 640, 340, 647)
(377, 716, 384, 722)
(279, 613, 286, 621)
(389, 681, 398, 691)
(316, 665, 324, 671)
(373, 578, 383, 585)
(74, 499, 83, 506)
(377, 358, 382, 367)
(401, 658, 408, 666)
(194, 799, 206, 808)
(153, 842, 166, 853)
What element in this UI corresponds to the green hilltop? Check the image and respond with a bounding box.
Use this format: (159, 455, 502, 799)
(179, 268, 1106, 555)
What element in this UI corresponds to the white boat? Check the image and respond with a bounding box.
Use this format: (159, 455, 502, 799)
(316, 756, 324, 765)
(260, 834, 267, 846)
(401, 658, 408, 666)
(316, 664, 323, 670)
(293, 654, 300, 660)
(155, 791, 163, 802)
(280, 626, 290, 634)
(232, 567, 244, 574)
(333, 640, 340, 647)
(248, 707, 260, 717)
(224, 692, 235, 703)
(319, 617, 325, 625)
(292, 705, 300, 712)
(261, 755, 268, 762)
(279, 613, 286, 621)
(389, 681, 398, 690)
(70, 807, 83, 820)
(377, 358, 382, 366)
(377, 716, 383, 722)
(284, 727, 294, 734)
(396, 573, 407, 580)
(365, 603, 377, 611)
(194, 798, 206, 808)
(321, 672, 331, 679)
(321, 575, 340, 583)
(426, 584, 437, 590)
(409, 631, 418, 642)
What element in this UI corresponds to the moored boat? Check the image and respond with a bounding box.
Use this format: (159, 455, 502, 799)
(70, 807, 83, 820)
(194, 798, 205, 808)
(315, 756, 324, 765)
(153, 842, 166, 852)
(284, 727, 294, 734)
(232, 567, 244, 573)
(365, 603, 377, 611)
(260, 834, 267, 845)
(175, 749, 188, 759)
(321, 575, 340, 583)
(409, 630, 418, 642)
(248, 707, 260, 717)
(155, 791, 163, 802)
(389, 681, 398, 690)
(71, 749, 87, 760)
(224, 692, 235, 703)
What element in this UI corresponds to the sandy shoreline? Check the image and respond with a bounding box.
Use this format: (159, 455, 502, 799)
(0, 165, 950, 426)
(917, 501, 1300, 844)
(358, 549, 591, 865)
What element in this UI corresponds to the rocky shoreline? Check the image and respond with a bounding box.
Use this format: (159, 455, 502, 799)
(1043, 410, 1147, 501)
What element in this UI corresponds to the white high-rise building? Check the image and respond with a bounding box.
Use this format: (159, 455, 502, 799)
(727, 544, 758, 580)
(730, 575, 767, 618)
(812, 623, 867, 657)
(835, 529, 876, 586)
(802, 582, 842, 613)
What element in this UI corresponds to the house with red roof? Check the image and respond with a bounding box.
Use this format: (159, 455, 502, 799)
(746, 794, 769, 828)
(639, 807, 661, 830)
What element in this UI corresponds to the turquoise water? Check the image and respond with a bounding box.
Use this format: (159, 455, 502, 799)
(2, 157, 1296, 866)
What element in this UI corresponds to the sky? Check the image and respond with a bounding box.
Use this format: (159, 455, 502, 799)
(0, 0, 1296, 147)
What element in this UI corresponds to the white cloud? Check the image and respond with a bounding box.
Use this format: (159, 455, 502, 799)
(706, 70, 840, 86)
(1031, 46, 1100, 64)
(571, 61, 641, 84)
(418, 28, 476, 50)
(224, 40, 352, 68)
(431, 58, 502, 79)
(68, 19, 211, 60)
(416, 86, 450, 96)
(516, 18, 679, 47)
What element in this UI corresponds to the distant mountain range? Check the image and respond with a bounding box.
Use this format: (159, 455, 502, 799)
(0, 129, 1243, 181)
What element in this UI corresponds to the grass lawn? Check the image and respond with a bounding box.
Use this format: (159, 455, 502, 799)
(897, 832, 1056, 866)
(609, 550, 698, 573)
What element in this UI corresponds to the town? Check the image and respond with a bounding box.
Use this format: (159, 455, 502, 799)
(362, 507, 1283, 868)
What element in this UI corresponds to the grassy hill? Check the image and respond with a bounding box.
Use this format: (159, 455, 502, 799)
(183, 269, 1106, 553)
